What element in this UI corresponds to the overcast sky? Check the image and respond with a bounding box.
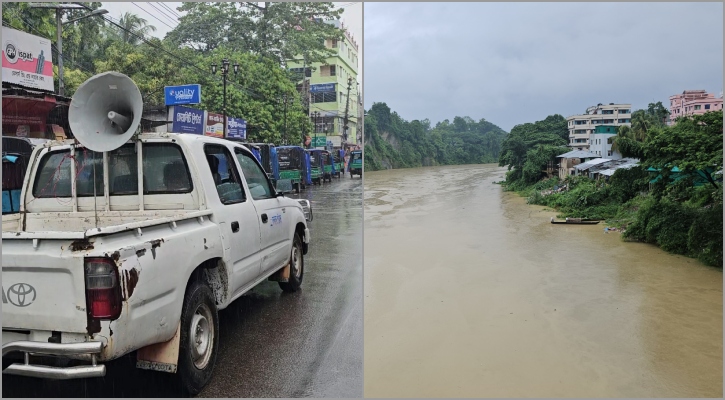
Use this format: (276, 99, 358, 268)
(99, 2, 362, 84)
(364, 2, 723, 132)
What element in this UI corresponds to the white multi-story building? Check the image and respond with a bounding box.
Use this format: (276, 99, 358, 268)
(589, 132, 622, 160)
(566, 103, 632, 151)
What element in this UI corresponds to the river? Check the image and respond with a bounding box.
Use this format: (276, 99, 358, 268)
(363, 164, 722, 398)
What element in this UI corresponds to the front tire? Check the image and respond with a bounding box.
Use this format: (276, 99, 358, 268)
(279, 233, 304, 293)
(177, 281, 219, 396)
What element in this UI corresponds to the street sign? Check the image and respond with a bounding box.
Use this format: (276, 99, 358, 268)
(310, 83, 336, 93)
(164, 84, 202, 106)
(311, 136, 327, 147)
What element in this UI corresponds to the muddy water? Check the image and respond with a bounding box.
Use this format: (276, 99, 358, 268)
(364, 164, 722, 398)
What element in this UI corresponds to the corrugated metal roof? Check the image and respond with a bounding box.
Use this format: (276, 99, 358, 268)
(556, 150, 600, 159)
(574, 158, 611, 170)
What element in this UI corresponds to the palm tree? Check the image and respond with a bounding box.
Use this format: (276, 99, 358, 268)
(610, 125, 633, 154)
(630, 111, 650, 141)
(117, 12, 156, 45)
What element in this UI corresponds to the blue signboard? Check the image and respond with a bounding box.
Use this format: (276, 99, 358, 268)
(310, 83, 336, 93)
(164, 84, 202, 106)
(227, 117, 247, 139)
(170, 105, 204, 135)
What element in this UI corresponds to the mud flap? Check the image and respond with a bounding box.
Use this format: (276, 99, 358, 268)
(136, 323, 181, 373)
(268, 263, 291, 283)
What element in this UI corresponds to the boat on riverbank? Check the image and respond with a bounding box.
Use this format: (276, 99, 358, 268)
(550, 217, 601, 225)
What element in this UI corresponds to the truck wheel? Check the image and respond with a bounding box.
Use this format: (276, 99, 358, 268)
(279, 233, 304, 293)
(177, 281, 219, 396)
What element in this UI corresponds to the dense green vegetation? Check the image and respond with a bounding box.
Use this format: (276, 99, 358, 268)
(363, 102, 508, 171)
(500, 108, 723, 268)
(497, 114, 569, 187)
(2, 2, 345, 143)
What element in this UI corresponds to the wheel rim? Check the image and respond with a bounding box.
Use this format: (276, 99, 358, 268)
(291, 244, 302, 279)
(190, 303, 214, 370)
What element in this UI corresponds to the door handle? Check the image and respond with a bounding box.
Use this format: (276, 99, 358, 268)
(261, 214, 268, 223)
(231, 221, 239, 232)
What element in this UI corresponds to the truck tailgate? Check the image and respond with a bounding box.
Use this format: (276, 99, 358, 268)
(2, 239, 89, 334)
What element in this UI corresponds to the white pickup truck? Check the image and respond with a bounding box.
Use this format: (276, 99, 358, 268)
(2, 132, 312, 394)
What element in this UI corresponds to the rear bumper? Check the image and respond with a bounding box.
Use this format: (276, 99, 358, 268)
(2, 340, 106, 379)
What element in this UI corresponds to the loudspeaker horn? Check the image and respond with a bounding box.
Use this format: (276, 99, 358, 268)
(68, 71, 143, 152)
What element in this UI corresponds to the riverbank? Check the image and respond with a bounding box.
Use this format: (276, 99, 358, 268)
(499, 170, 723, 268)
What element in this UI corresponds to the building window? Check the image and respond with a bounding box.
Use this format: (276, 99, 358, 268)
(705, 104, 711, 110)
(695, 105, 701, 110)
(330, 39, 338, 48)
(608, 150, 612, 156)
(602, 110, 614, 114)
(312, 92, 337, 103)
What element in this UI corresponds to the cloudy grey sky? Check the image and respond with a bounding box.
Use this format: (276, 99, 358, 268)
(364, 2, 723, 132)
(99, 1, 362, 85)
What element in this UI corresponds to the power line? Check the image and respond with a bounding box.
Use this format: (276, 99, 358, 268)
(131, 2, 176, 31)
(146, 2, 179, 26)
(157, 2, 182, 19)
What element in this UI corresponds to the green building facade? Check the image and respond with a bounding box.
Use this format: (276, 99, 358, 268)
(287, 20, 360, 150)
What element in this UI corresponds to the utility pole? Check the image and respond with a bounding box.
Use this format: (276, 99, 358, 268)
(283, 94, 288, 145)
(342, 76, 353, 149)
(28, 3, 107, 96)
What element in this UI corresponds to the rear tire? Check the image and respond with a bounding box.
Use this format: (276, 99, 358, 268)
(177, 281, 219, 396)
(279, 233, 304, 293)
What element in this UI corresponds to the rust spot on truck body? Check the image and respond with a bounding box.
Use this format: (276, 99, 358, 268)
(125, 268, 140, 299)
(148, 239, 164, 259)
(70, 239, 94, 252)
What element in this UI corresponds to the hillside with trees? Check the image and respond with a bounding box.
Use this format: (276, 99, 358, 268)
(364, 102, 508, 170)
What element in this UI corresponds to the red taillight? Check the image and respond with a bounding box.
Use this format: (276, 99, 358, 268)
(84, 258, 122, 320)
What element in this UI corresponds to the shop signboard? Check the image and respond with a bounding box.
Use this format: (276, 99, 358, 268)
(169, 105, 204, 135)
(164, 84, 201, 106)
(227, 117, 246, 139)
(205, 112, 224, 138)
(2, 27, 54, 92)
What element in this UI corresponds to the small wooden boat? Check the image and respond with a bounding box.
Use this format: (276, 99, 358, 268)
(550, 217, 600, 225)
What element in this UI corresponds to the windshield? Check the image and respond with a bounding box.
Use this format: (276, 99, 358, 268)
(277, 148, 301, 170)
(352, 152, 362, 161)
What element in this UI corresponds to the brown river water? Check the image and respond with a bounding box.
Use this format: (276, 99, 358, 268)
(363, 164, 722, 398)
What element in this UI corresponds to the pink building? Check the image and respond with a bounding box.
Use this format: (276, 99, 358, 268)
(668, 90, 723, 125)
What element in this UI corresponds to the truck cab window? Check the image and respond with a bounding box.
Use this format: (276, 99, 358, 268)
(235, 149, 274, 200)
(204, 144, 245, 204)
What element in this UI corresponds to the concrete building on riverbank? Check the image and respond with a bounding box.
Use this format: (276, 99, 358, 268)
(566, 103, 632, 151)
(589, 125, 623, 160)
(668, 90, 723, 125)
(287, 20, 360, 150)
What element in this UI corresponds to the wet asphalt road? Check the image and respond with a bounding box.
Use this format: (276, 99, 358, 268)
(2, 174, 363, 398)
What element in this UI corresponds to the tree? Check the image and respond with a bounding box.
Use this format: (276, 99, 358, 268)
(116, 12, 156, 45)
(165, 2, 344, 66)
(498, 114, 568, 183)
(643, 110, 723, 189)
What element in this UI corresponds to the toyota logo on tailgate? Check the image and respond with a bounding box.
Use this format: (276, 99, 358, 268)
(3, 283, 37, 307)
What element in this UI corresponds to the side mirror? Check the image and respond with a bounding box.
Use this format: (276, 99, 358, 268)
(275, 179, 294, 195)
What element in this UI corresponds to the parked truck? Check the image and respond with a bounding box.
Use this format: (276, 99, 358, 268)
(1, 72, 313, 395)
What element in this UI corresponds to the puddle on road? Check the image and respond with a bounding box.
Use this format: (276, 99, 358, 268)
(364, 164, 723, 398)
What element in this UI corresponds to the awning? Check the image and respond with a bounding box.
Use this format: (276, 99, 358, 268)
(2, 94, 58, 125)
